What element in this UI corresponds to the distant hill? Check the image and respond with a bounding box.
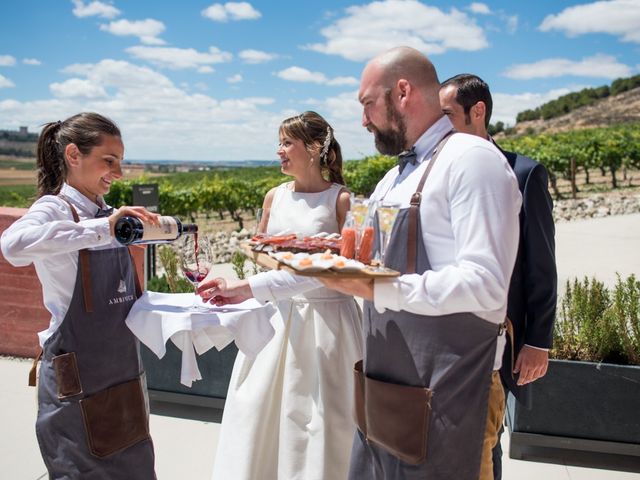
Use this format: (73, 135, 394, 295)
(497, 86, 640, 138)
(515, 74, 640, 123)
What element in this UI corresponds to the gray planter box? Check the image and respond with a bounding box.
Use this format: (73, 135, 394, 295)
(507, 359, 640, 471)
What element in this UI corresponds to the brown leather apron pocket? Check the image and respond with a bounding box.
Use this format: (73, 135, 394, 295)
(52, 352, 83, 398)
(79, 377, 150, 458)
(354, 360, 433, 465)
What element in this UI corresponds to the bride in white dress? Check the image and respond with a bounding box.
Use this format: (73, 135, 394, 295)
(199, 111, 363, 480)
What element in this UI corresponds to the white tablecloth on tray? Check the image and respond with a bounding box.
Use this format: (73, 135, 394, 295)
(126, 292, 276, 387)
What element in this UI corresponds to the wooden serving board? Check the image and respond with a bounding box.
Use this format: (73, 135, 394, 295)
(240, 243, 400, 278)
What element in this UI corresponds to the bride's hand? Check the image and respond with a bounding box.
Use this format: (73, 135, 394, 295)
(197, 276, 253, 306)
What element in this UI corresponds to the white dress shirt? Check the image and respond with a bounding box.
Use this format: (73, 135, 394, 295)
(1, 184, 114, 346)
(371, 116, 522, 370)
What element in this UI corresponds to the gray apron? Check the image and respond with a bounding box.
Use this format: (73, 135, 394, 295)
(350, 134, 504, 479)
(35, 201, 155, 479)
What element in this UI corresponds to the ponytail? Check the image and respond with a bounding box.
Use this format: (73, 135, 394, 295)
(36, 122, 66, 197)
(36, 112, 121, 198)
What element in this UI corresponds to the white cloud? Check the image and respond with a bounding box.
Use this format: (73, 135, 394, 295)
(503, 54, 632, 80)
(469, 3, 491, 15)
(72, 0, 121, 19)
(50, 78, 108, 98)
(227, 74, 243, 83)
(0, 55, 16, 67)
(23, 58, 42, 66)
(239, 49, 278, 64)
(276, 67, 326, 84)
(0, 59, 287, 161)
(0, 74, 15, 88)
(302, 90, 377, 159)
(327, 76, 359, 86)
(491, 88, 574, 125)
(126, 45, 232, 70)
(306, 0, 488, 61)
(201, 2, 261, 22)
(540, 0, 640, 43)
(100, 19, 166, 45)
(198, 66, 214, 74)
(276, 66, 358, 86)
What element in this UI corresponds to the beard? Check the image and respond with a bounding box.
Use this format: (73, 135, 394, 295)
(369, 91, 408, 156)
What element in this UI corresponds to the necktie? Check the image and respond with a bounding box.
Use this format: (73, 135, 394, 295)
(95, 206, 114, 218)
(397, 147, 417, 174)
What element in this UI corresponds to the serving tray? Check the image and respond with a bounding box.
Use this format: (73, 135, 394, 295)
(240, 243, 400, 278)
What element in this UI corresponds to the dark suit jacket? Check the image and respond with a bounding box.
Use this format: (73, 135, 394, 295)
(498, 146, 557, 407)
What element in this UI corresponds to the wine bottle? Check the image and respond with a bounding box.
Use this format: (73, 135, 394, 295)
(114, 216, 198, 245)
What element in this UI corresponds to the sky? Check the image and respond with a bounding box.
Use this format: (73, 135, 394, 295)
(0, 0, 638, 162)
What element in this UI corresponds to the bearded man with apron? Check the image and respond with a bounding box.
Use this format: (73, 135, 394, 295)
(346, 123, 520, 479)
(35, 201, 155, 478)
(320, 46, 523, 480)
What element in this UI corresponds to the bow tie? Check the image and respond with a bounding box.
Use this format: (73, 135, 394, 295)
(397, 147, 417, 174)
(95, 206, 114, 218)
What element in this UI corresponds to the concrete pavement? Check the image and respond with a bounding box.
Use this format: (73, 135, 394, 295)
(2, 213, 640, 479)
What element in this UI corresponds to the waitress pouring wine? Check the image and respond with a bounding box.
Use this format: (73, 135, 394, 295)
(1, 112, 159, 478)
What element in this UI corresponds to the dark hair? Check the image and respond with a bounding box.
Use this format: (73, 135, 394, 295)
(440, 74, 493, 128)
(36, 112, 121, 197)
(279, 111, 345, 185)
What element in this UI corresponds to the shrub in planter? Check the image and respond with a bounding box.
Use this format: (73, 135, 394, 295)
(552, 274, 640, 365)
(508, 274, 640, 459)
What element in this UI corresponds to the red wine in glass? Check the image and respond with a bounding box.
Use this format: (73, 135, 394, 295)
(180, 234, 212, 310)
(184, 269, 209, 285)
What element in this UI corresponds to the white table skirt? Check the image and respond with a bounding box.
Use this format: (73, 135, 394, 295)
(126, 292, 276, 387)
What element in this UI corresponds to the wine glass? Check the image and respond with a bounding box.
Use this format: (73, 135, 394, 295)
(179, 235, 212, 311)
(351, 199, 369, 237)
(255, 207, 264, 235)
(375, 202, 401, 270)
(351, 199, 374, 263)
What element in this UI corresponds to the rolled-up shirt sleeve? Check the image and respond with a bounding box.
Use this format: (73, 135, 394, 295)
(374, 144, 522, 316)
(1, 196, 112, 266)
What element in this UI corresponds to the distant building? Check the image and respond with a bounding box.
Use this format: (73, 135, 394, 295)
(18, 126, 28, 138)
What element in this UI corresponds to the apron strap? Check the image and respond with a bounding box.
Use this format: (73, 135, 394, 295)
(79, 249, 94, 313)
(406, 131, 455, 273)
(59, 196, 95, 313)
(502, 317, 515, 379)
(128, 246, 143, 299)
(28, 348, 43, 386)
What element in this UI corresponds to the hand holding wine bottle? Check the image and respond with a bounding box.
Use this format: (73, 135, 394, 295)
(108, 206, 161, 239)
(114, 213, 198, 245)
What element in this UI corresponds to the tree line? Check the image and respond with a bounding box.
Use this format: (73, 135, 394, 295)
(2, 123, 638, 222)
(500, 123, 640, 198)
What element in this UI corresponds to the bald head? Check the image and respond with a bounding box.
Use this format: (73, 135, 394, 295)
(358, 46, 443, 151)
(367, 46, 440, 94)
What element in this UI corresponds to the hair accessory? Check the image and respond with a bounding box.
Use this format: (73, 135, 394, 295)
(320, 126, 332, 163)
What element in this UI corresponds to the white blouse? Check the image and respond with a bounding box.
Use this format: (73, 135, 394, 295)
(1, 184, 114, 346)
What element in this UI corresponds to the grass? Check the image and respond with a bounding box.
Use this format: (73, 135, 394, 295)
(0, 157, 36, 170)
(0, 184, 36, 207)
